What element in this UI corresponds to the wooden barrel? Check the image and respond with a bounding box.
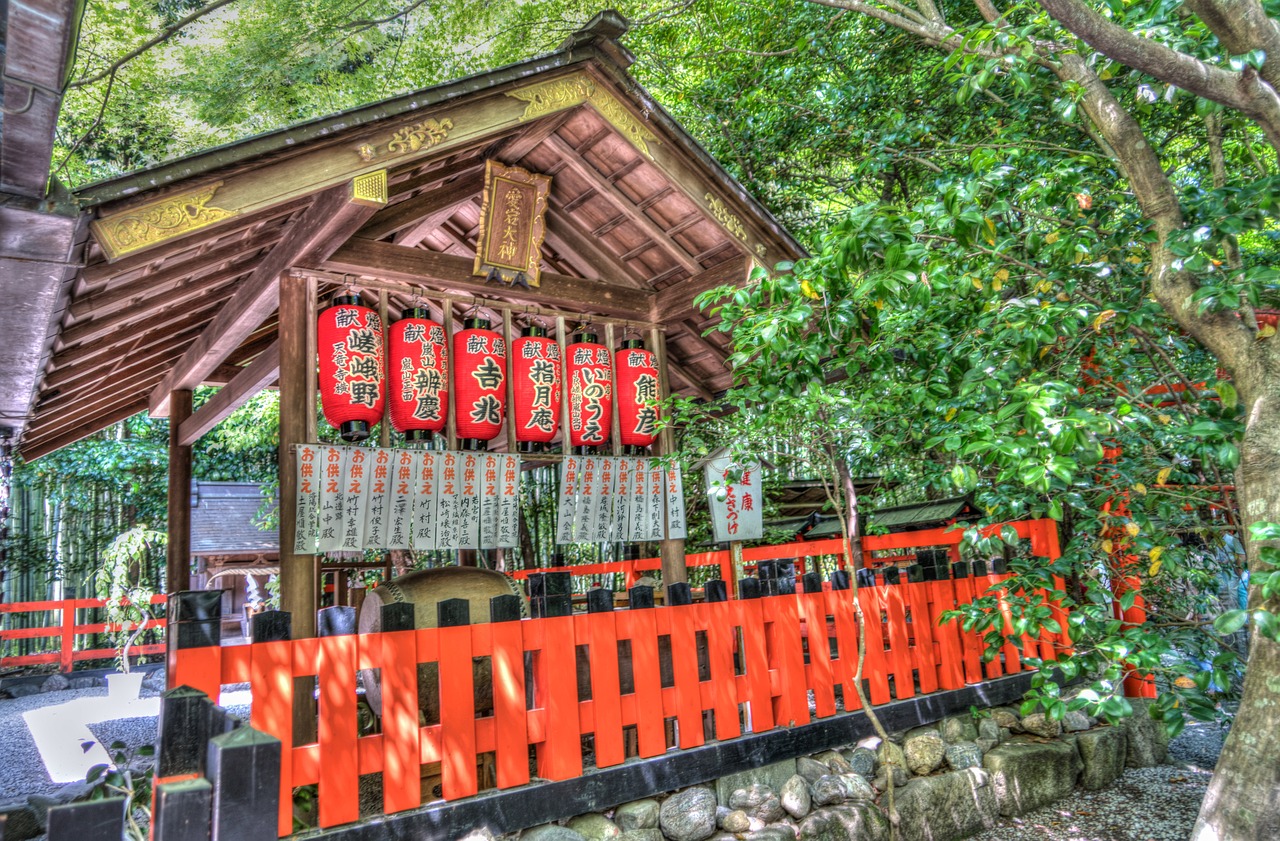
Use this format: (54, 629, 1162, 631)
(358, 566, 527, 718)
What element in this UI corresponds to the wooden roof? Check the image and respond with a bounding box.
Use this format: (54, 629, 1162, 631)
(19, 12, 806, 459)
(190, 482, 278, 556)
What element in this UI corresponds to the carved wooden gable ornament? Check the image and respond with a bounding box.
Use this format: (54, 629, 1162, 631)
(473, 160, 551, 288)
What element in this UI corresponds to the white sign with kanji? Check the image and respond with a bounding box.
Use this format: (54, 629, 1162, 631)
(387, 449, 416, 550)
(316, 445, 349, 552)
(665, 464, 687, 540)
(706, 456, 763, 543)
(293, 444, 321, 554)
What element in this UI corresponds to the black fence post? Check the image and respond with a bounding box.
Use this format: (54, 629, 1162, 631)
(526, 573, 547, 618)
(158, 685, 214, 777)
(586, 587, 614, 613)
(971, 560, 988, 577)
(251, 609, 291, 643)
(46, 798, 125, 841)
(855, 568, 875, 589)
(437, 598, 470, 627)
(544, 572, 572, 617)
(489, 595, 522, 623)
(905, 564, 925, 584)
(802, 572, 823, 593)
(829, 570, 851, 591)
(881, 566, 901, 586)
(166, 591, 222, 683)
(382, 601, 416, 632)
(704, 579, 728, 603)
(208, 727, 281, 841)
(152, 777, 212, 841)
(666, 582, 692, 606)
(951, 561, 970, 579)
(738, 577, 762, 600)
(318, 605, 357, 637)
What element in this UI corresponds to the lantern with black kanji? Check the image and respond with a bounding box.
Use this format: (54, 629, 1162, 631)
(453, 317, 507, 448)
(615, 339, 660, 453)
(318, 294, 385, 442)
(565, 331, 612, 451)
(511, 324, 561, 452)
(388, 307, 448, 441)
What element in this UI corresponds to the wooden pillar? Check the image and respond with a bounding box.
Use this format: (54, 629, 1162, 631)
(166, 389, 193, 593)
(651, 328, 687, 589)
(279, 273, 315, 636)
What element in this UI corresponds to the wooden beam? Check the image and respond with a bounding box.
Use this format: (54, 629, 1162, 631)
(358, 169, 484, 241)
(167, 390, 193, 593)
(394, 197, 477, 248)
(543, 207, 645, 288)
(21, 399, 151, 462)
(493, 111, 577, 166)
(544, 135, 703, 275)
(178, 342, 281, 446)
(318, 238, 653, 318)
(666, 359, 716, 403)
(59, 268, 250, 350)
(149, 178, 384, 417)
(651, 255, 750, 322)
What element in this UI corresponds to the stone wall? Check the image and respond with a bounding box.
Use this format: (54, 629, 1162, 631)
(487, 699, 1170, 841)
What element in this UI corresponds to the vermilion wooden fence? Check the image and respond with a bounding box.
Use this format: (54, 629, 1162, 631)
(0, 594, 168, 672)
(175, 559, 1069, 835)
(510, 518, 1064, 590)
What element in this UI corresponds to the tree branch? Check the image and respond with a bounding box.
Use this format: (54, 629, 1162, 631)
(70, 0, 244, 89)
(1037, 0, 1280, 156)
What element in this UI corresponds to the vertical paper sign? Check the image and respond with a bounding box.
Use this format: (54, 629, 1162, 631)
(459, 452, 481, 549)
(647, 460, 665, 541)
(387, 449, 415, 550)
(496, 454, 521, 548)
(615, 457, 632, 543)
(294, 444, 320, 554)
(628, 456, 648, 541)
(413, 450, 440, 550)
(575, 456, 600, 542)
(317, 445, 349, 552)
(341, 447, 373, 551)
(665, 464, 687, 540)
(593, 457, 617, 543)
(706, 456, 763, 543)
(438, 451, 461, 549)
(363, 448, 393, 549)
(481, 453, 501, 547)
(556, 455, 580, 544)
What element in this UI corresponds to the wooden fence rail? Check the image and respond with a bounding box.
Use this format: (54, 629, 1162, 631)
(0, 594, 168, 672)
(174, 561, 1071, 837)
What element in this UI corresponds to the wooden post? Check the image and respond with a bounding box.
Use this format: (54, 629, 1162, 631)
(279, 273, 316, 740)
(379, 291, 392, 583)
(651, 327, 686, 588)
(166, 389, 193, 593)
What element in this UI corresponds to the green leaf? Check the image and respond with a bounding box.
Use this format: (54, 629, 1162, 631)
(1214, 609, 1248, 635)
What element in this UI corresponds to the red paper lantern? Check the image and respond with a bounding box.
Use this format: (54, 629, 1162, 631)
(565, 332, 612, 450)
(511, 325, 561, 451)
(615, 339, 660, 452)
(388, 307, 448, 441)
(318, 295, 385, 442)
(453, 318, 507, 446)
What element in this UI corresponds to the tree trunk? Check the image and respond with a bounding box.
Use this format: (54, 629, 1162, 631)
(1193, 370, 1280, 840)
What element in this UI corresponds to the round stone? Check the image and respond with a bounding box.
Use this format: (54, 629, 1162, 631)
(847, 747, 876, 779)
(904, 730, 946, 775)
(660, 788, 718, 841)
(944, 741, 983, 770)
(728, 784, 783, 823)
(614, 800, 659, 831)
(1021, 712, 1063, 739)
(780, 774, 811, 819)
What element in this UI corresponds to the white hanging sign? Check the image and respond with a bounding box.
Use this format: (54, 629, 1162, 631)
(317, 445, 349, 552)
(387, 449, 415, 550)
(481, 453, 501, 548)
(646, 460, 665, 541)
(341, 447, 373, 552)
(434, 451, 459, 549)
(458, 452, 482, 549)
(496, 454, 521, 548)
(592, 457, 617, 543)
(556, 455, 581, 545)
(363, 448, 394, 549)
(665, 464, 687, 540)
(627, 456, 648, 542)
(706, 456, 763, 543)
(293, 444, 320, 554)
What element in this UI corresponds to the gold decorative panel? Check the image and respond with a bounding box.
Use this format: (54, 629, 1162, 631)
(357, 117, 455, 162)
(350, 170, 388, 207)
(92, 183, 237, 261)
(507, 73, 660, 158)
(704, 193, 748, 243)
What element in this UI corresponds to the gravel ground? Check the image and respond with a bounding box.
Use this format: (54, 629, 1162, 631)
(0, 681, 251, 805)
(968, 717, 1228, 841)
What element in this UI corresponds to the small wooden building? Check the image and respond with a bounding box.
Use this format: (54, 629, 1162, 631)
(189, 481, 278, 636)
(9, 11, 806, 639)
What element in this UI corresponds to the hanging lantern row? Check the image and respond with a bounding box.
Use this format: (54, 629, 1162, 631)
(318, 296, 660, 450)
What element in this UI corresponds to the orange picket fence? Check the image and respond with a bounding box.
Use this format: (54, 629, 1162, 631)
(0, 594, 168, 672)
(175, 560, 1070, 835)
